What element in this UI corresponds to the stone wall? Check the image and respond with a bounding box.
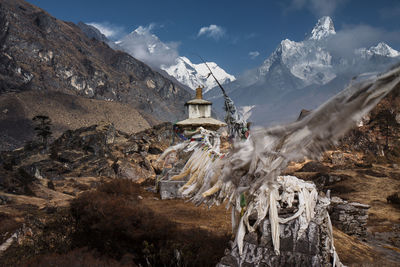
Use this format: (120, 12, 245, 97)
(329, 197, 369, 238)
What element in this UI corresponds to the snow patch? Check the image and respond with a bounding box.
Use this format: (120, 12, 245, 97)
(310, 16, 336, 40)
(356, 42, 400, 58)
(162, 56, 235, 92)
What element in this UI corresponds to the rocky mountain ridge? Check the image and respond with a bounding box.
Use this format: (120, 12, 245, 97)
(0, 0, 192, 150)
(0, 0, 191, 117)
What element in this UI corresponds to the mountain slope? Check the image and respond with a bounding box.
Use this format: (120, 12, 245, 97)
(0, 0, 190, 120)
(0, 0, 192, 150)
(206, 16, 400, 125)
(0, 90, 154, 151)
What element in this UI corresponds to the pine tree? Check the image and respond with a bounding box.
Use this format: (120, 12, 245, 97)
(371, 109, 399, 149)
(32, 115, 52, 146)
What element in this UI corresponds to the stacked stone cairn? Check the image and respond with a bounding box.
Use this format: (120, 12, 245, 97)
(217, 175, 344, 267)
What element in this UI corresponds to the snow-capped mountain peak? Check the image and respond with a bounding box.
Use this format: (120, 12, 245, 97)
(356, 42, 400, 59)
(258, 33, 336, 86)
(132, 26, 147, 35)
(369, 42, 400, 57)
(162, 56, 235, 92)
(116, 27, 234, 91)
(310, 16, 336, 40)
(206, 16, 400, 126)
(122, 27, 166, 54)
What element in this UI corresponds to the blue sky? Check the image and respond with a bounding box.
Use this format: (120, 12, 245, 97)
(28, 0, 400, 75)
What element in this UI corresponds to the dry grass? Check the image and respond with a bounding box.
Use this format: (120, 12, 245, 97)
(332, 166, 400, 225)
(140, 191, 232, 235)
(333, 227, 398, 266)
(0, 90, 153, 150)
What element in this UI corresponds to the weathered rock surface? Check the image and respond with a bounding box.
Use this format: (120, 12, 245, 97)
(329, 197, 369, 238)
(218, 197, 337, 267)
(0, 122, 174, 194)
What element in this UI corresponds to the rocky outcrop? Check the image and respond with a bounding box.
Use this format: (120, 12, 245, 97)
(0, 90, 155, 151)
(0, 122, 174, 194)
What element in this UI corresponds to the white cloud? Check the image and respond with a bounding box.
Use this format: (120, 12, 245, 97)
(249, 51, 260, 59)
(326, 24, 400, 57)
(287, 0, 347, 17)
(197, 24, 226, 40)
(87, 22, 125, 40)
(117, 24, 180, 68)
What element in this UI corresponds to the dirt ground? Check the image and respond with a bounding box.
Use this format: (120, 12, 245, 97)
(140, 189, 232, 236)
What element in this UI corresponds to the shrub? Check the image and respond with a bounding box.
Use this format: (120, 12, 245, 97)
(97, 178, 141, 197)
(0, 213, 22, 244)
(0, 208, 75, 266)
(7, 179, 229, 266)
(70, 179, 229, 266)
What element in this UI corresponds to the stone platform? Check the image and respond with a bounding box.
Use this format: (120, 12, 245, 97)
(159, 180, 186, 200)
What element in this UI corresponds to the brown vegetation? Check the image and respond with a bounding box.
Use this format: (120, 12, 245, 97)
(70, 179, 230, 266)
(1, 179, 230, 266)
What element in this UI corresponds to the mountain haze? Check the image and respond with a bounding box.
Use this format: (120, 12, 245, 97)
(206, 16, 400, 125)
(115, 27, 235, 91)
